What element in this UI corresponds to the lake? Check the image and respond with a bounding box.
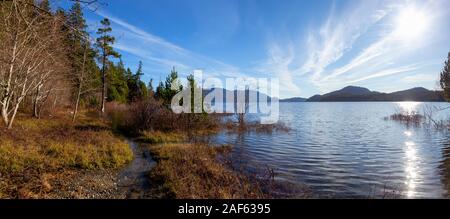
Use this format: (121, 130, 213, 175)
(212, 102, 450, 198)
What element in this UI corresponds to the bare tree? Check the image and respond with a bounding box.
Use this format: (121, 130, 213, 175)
(0, 0, 67, 128)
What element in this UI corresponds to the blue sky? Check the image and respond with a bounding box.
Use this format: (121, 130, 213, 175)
(57, 0, 450, 98)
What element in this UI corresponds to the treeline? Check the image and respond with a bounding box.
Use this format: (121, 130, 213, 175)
(0, 0, 188, 129)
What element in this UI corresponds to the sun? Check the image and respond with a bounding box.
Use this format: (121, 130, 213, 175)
(394, 6, 430, 41)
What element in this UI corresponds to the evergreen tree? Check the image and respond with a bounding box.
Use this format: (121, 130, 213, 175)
(96, 18, 120, 113)
(148, 79, 154, 97)
(155, 67, 182, 105)
(127, 61, 147, 102)
(155, 80, 165, 101)
(440, 52, 450, 101)
(65, 1, 100, 121)
(107, 60, 129, 103)
(187, 74, 203, 113)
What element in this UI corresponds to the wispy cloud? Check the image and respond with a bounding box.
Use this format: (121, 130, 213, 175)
(257, 0, 394, 97)
(402, 73, 438, 84)
(301, 1, 390, 81)
(279, 0, 442, 95)
(348, 64, 421, 83)
(92, 10, 244, 79)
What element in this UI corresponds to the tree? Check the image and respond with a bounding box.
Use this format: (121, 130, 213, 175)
(440, 51, 450, 101)
(127, 61, 147, 102)
(187, 74, 203, 113)
(107, 60, 129, 103)
(0, 0, 68, 128)
(65, 1, 100, 122)
(155, 67, 182, 105)
(148, 78, 154, 97)
(95, 18, 120, 114)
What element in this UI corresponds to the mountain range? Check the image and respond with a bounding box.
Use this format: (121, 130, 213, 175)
(281, 86, 445, 102)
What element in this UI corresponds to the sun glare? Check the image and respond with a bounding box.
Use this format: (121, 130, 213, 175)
(394, 6, 430, 41)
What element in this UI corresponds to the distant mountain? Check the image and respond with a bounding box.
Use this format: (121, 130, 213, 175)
(305, 86, 444, 102)
(280, 97, 307, 102)
(328, 86, 372, 96)
(203, 88, 273, 104)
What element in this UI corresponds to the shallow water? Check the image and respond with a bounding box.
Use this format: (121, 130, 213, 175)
(212, 102, 450, 198)
(117, 140, 156, 199)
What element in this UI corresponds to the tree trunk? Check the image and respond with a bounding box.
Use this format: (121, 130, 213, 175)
(1, 107, 9, 126)
(72, 85, 82, 122)
(101, 53, 106, 114)
(72, 45, 87, 122)
(8, 99, 21, 129)
(33, 84, 42, 118)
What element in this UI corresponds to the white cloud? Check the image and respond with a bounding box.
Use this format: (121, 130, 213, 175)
(402, 73, 437, 84)
(348, 64, 421, 83)
(255, 43, 302, 96)
(93, 10, 245, 79)
(301, 1, 390, 81)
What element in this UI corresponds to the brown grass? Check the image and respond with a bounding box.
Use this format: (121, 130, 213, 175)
(224, 120, 291, 133)
(385, 112, 424, 125)
(0, 112, 133, 198)
(146, 141, 263, 199)
(136, 131, 187, 144)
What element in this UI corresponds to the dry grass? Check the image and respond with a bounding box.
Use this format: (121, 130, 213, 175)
(0, 113, 133, 198)
(224, 120, 291, 133)
(146, 142, 263, 199)
(385, 112, 424, 125)
(136, 131, 187, 144)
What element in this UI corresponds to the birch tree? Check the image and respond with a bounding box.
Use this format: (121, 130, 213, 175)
(0, 0, 66, 128)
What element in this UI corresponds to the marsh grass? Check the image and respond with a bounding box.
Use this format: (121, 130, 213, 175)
(136, 131, 187, 144)
(0, 113, 133, 198)
(385, 112, 424, 126)
(224, 119, 291, 133)
(147, 142, 264, 199)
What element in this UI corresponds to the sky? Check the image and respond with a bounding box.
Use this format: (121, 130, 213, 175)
(55, 0, 450, 98)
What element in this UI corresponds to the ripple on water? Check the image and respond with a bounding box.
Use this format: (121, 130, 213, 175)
(214, 102, 450, 198)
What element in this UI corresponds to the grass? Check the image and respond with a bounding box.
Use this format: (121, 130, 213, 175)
(147, 142, 264, 199)
(130, 119, 290, 199)
(136, 131, 187, 144)
(0, 112, 133, 198)
(385, 112, 424, 125)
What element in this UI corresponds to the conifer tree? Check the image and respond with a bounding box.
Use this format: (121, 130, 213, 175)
(440, 52, 450, 101)
(96, 18, 120, 113)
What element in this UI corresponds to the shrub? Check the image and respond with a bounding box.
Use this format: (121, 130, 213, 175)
(106, 98, 219, 135)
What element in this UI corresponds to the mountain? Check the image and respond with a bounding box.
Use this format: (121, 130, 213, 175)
(305, 86, 444, 102)
(280, 97, 307, 102)
(328, 86, 372, 96)
(202, 88, 274, 107)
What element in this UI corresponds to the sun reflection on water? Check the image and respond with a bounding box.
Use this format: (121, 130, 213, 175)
(404, 134, 419, 198)
(396, 102, 422, 115)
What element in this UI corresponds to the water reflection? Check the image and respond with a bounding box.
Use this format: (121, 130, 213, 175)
(404, 141, 418, 198)
(396, 102, 422, 115)
(440, 141, 450, 197)
(212, 102, 450, 198)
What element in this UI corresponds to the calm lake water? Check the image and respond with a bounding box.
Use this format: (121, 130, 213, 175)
(212, 102, 450, 198)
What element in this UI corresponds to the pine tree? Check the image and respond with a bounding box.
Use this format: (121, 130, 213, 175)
(440, 52, 450, 101)
(164, 67, 182, 104)
(155, 80, 165, 101)
(107, 60, 129, 103)
(66, 1, 100, 121)
(127, 61, 146, 102)
(96, 18, 120, 113)
(148, 79, 154, 97)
